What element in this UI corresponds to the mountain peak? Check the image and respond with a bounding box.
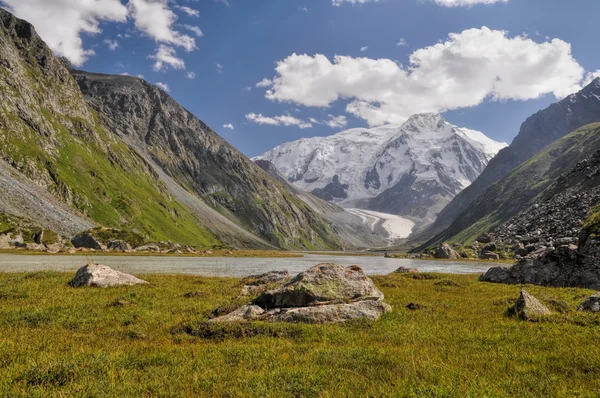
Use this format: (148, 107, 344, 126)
(403, 113, 447, 132)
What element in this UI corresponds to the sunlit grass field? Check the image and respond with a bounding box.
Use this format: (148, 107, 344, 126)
(1, 271, 599, 397)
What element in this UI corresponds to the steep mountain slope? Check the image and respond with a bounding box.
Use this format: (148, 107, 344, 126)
(256, 113, 506, 227)
(71, 70, 343, 250)
(417, 79, 600, 241)
(426, 123, 600, 246)
(0, 7, 344, 250)
(0, 8, 219, 247)
(254, 159, 390, 248)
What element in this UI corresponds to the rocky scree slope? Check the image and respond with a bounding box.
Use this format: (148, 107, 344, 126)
(416, 78, 600, 243)
(0, 8, 219, 247)
(71, 70, 343, 250)
(421, 123, 600, 248)
(256, 113, 505, 228)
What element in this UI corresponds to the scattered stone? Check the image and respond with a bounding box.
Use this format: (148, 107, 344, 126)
(254, 263, 383, 308)
(209, 305, 265, 323)
(477, 233, 493, 244)
(405, 303, 424, 310)
(135, 244, 160, 252)
(482, 242, 497, 252)
(107, 240, 132, 251)
(435, 242, 458, 259)
(69, 264, 147, 288)
(509, 289, 551, 321)
(480, 252, 500, 260)
(0, 234, 10, 249)
(393, 266, 419, 274)
(578, 292, 600, 312)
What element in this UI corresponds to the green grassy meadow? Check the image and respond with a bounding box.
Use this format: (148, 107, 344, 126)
(1, 271, 599, 397)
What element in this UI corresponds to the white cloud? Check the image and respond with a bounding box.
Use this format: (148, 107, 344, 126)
(259, 27, 587, 126)
(245, 113, 312, 129)
(325, 114, 348, 129)
(298, 6, 308, 12)
(243, 86, 252, 92)
(0, 0, 127, 66)
(137, 74, 145, 79)
(215, 0, 231, 7)
(360, 46, 368, 52)
(332, 0, 379, 5)
(583, 70, 600, 86)
(216, 63, 224, 73)
(150, 44, 185, 71)
(256, 78, 273, 88)
(186, 71, 196, 79)
(174, 5, 199, 17)
(182, 24, 203, 37)
(104, 39, 119, 51)
(128, 0, 196, 52)
(396, 38, 406, 46)
(155, 82, 170, 92)
(434, 0, 508, 6)
(223, 123, 235, 130)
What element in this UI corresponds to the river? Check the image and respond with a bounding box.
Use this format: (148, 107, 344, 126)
(0, 253, 498, 277)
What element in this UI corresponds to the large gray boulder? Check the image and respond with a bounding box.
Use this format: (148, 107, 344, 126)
(254, 263, 384, 308)
(510, 289, 551, 321)
(435, 243, 458, 259)
(69, 264, 147, 287)
(272, 300, 391, 324)
(209, 305, 266, 323)
(578, 293, 600, 312)
(240, 270, 291, 297)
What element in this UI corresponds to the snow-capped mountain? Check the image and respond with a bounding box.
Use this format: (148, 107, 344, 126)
(254, 113, 507, 228)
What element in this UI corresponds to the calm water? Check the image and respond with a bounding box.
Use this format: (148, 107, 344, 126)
(0, 253, 497, 277)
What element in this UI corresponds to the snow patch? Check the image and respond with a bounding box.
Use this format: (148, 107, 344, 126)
(345, 208, 414, 243)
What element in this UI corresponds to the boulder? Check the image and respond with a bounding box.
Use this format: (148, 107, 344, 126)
(240, 271, 291, 297)
(393, 266, 418, 274)
(135, 244, 160, 252)
(578, 293, 600, 312)
(477, 233, 493, 244)
(480, 251, 500, 260)
(482, 242, 497, 252)
(209, 305, 265, 323)
(69, 264, 147, 288)
(107, 240, 132, 251)
(510, 289, 551, 321)
(272, 300, 391, 324)
(254, 263, 383, 308)
(71, 232, 103, 250)
(435, 243, 458, 259)
(0, 234, 11, 249)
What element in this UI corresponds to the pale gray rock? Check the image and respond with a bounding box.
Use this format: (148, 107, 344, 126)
(510, 289, 551, 321)
(435, 243, 458, 259)
(393, 266, 418, 274)
(578, 293, 600, 312)
(0, 234, 10, 249)
(69, 264, 147, 288)
(135, 244, 160, 252)
(272, 300, 391, 324)
(209, 305, 265, 323)
(254, 263, 384, 308)
(107, 240, 132, 251)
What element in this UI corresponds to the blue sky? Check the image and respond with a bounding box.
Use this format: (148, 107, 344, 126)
(2, 0, 599, 157)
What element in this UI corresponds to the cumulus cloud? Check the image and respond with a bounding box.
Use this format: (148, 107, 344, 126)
(150, 44, 185, 71)
(360, 46, 368, 52)
(0, 0, 127, 66)
(259, 27, 587, 126)
(434, 0, 508, 6)
(245, 113, 312, 129)
(186, 71, 196, 79)
(256, 78, 273, 88)
(396, 38, 406, 46)
(128, 0, 196, 52)
(325, 114, 348, 129)
(223, 123, 235, 130)
(216, 63, 224, 73)
(332, 0, 378, 5)
(155, 82, 170, 92)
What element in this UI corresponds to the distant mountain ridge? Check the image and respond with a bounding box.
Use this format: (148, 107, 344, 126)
(256, 113, 506, 227)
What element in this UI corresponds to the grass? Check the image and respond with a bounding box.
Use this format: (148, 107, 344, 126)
(1, 271, 600, 396)
(0, 249, 303, 258)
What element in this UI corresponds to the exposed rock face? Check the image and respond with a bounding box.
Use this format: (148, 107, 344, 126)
(254, 264, 384, 309)
(578, 293, 600, 312)
(69, 264, 147, 288)
(435, 243, 457, 259)
(72, 70, 343, 251)
(239, 271, 291, 297)
(213, 264, 390, 324)
(510, 289, 551, 321)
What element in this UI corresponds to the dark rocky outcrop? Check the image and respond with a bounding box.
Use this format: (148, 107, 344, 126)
(107, 240, 132, 251)
(578, 293, 600, 312)
(69, 264, 147, 287)
(71, 233, 104, 250)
